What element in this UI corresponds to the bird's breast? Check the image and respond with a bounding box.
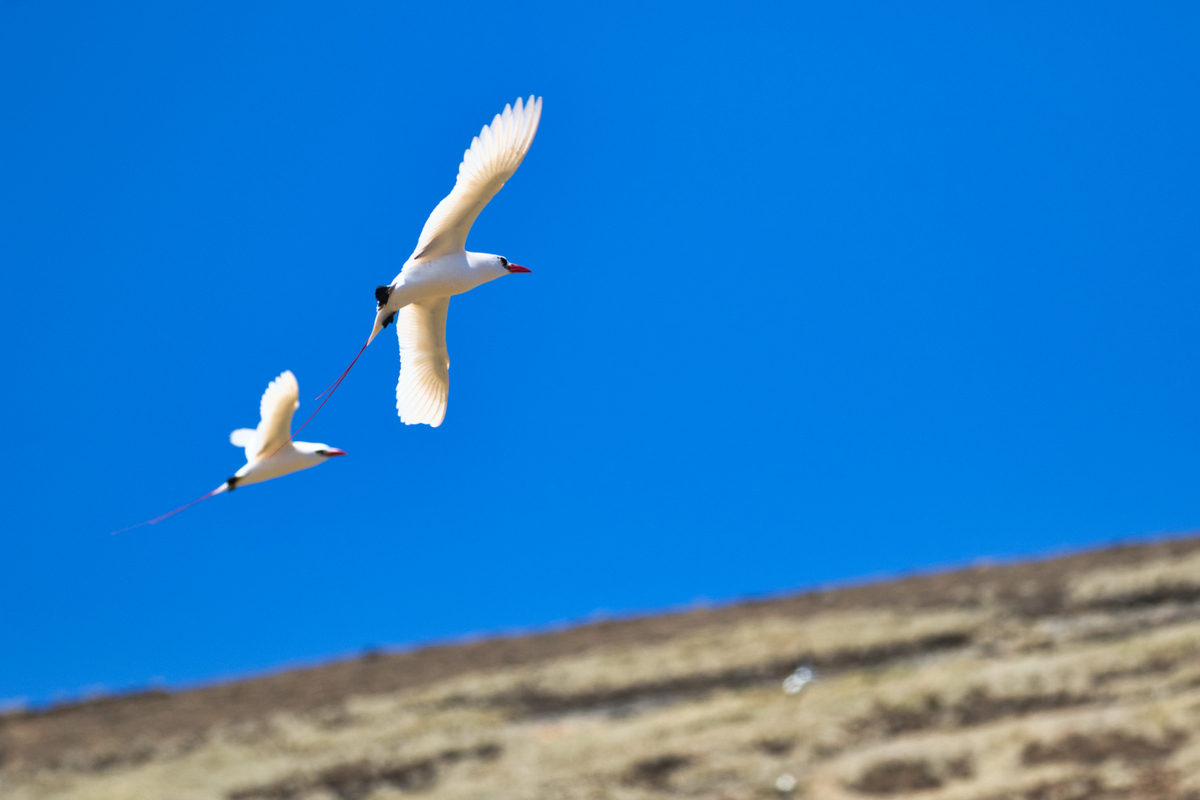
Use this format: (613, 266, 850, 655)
(397, 254, 491, 299)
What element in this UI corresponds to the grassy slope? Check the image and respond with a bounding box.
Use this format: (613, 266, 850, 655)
(5, 537, 1200, 799)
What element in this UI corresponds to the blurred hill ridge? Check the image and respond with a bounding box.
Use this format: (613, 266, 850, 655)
(6, 536, 1200, 799)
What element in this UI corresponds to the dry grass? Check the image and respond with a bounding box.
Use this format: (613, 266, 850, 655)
(6, 541, 1200, 799)
(1069, 550, 1200, 608)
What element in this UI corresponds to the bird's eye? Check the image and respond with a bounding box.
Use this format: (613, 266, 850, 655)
(500, 257, 508, 267)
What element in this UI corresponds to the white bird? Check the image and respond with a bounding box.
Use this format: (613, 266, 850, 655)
(112, 371, 346, 533)
(223, 370, 347, 492)
(369, 95, 543, 427)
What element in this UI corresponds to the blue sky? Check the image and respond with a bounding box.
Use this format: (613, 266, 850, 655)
(2, 2, 1199, 704)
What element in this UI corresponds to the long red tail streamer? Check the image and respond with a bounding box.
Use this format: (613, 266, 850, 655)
(113, 337, 373, 534)
(267, 337, 370, 460)
(311, 367, 346, 404)
(111, 486, 225, 535)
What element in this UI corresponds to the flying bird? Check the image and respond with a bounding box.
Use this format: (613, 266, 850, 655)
(368, 95, 543, 427)
(224, 369, 347, 491)
(113, 370, 345, 533)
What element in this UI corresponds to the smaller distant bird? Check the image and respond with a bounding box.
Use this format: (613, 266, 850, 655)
(224, 370, 347, 492)
(113, 370, 345, 533)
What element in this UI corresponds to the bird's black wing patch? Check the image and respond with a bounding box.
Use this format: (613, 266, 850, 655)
(381, 311, 396, 329)
(375, 285, 392, 309)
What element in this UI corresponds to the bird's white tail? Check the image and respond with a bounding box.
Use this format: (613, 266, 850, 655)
(369, 305, 397, 345)
(229, 428, 256, 447)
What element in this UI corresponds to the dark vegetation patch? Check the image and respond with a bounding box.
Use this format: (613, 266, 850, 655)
(226, 743, 502, 800)
(850, 754, 973, 795)
(1077, 585, 1200, 612)
(81, 742, 156, 773)
(944, 755, 973, 779)
(755, 736, 796, 756)
(851, 759, 942, 794)
(815, 633, 973, 671)
(954, 687, 1094, 727)
(1022, 729, 1186, 766)
(1014, 777, 1105, 800)
(1092, 656, 1180, 685)
(622, 754, 692, 790)
(851, 695, 945, 737)
(986, 769, 1197, 800)
(850, 687, 1097, 740)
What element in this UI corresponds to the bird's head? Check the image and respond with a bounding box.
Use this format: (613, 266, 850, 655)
(499, 256, 532, 274)
(468, 252, 532, 280)
(294, 442, 348, 459)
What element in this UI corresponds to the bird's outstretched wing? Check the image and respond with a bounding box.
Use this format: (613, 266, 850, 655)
(253, 370, 300, 460)
(396, 297, 450, 427)
(410, 96, 542, 262)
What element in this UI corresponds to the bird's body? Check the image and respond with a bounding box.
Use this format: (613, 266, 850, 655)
(223, 438, 338, 490)
(112, 370, 345, 533)
(383, 251, 508, 307)
(221, 370, 346, 492)
(369, 95, 542, 427)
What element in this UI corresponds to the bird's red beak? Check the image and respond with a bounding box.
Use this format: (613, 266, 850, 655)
(505, 263, 532, 273)
(324, 448, 348, 457)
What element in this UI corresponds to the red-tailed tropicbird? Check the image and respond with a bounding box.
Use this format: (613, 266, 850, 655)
(113, 370, 346, 533)
(285, 96, 542, 431)
(224, 370, 347, 489)
(366, 95, 542, 426)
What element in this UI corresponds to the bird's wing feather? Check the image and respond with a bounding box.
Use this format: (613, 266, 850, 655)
(396, 297, 450, 427)
(229, 428, 256, 448)
(410, 96, 542, 262)
(253, 370, 300, 459)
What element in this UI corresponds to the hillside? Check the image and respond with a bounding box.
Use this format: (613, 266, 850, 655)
(6, 537, 1200, 800)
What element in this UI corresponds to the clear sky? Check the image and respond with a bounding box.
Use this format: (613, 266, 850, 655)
(2, 2, 1199, 705)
